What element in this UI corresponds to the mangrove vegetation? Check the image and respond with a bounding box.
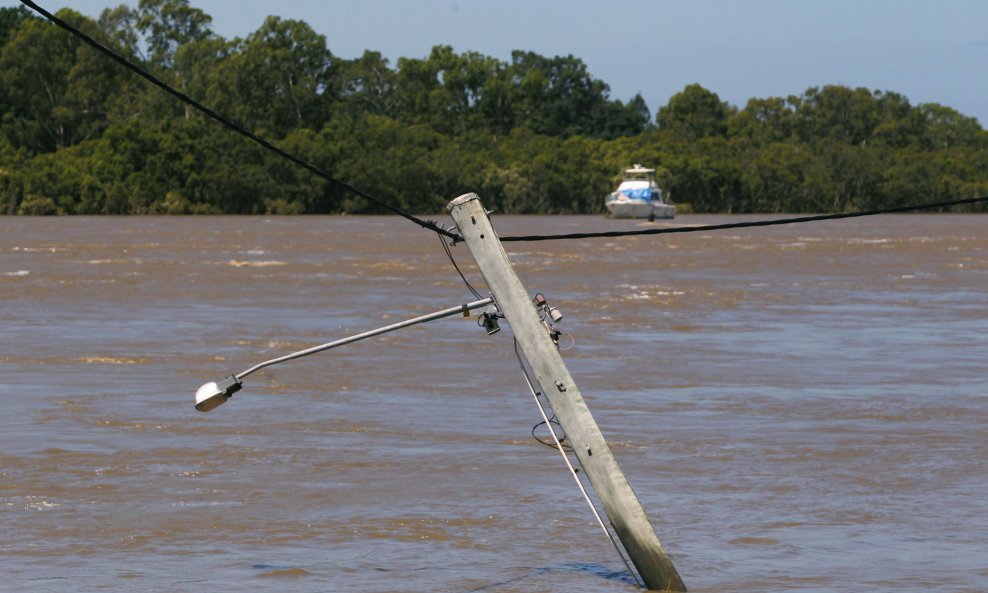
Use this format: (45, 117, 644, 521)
(1, 2, 986, 215)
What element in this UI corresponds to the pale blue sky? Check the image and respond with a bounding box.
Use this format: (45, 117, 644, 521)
(6, 0, 988, 125)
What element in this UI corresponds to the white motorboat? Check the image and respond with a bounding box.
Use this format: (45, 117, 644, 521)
(604, 164, 675, 219)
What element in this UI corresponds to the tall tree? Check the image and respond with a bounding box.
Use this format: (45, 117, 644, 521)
(657, 83, 732, 141)
(136, 0, 212, 69)
(0, 9, 125, 152)
(918, 103, 983, 150)
(0, 5, 34, 49)
(96, 4, 140, 58)
(790, 85, 881, 146)
(336, 50, 396, 118)
(728, 96, 795, 144)
(217, 16, 334, 136)
(507, 51, 639, 138)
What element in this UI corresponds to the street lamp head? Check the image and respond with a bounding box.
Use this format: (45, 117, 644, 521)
(195, 375, 242, 412)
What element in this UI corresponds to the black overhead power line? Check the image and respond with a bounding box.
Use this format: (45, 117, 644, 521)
(19, 0, 988, 248)
(17, 0, 458, 242)
(497, 195, 988, 242)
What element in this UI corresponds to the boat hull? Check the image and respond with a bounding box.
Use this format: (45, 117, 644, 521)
(605, 199, 676, 219)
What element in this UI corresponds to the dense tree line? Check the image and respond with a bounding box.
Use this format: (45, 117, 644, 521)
(1, 1, 986, 215)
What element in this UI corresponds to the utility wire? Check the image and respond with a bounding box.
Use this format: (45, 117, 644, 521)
(438, 233, 483, 299)
(498, 195, 988, 242)
(18, 0, 458, 241)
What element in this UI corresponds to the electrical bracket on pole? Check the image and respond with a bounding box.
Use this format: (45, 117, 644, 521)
(447, 193, 686, 591)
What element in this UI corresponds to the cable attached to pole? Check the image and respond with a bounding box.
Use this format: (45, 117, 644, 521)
(438, 232, 483, 299)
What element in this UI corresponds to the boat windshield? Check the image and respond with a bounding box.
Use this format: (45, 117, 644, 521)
(617, 180, 652, 201)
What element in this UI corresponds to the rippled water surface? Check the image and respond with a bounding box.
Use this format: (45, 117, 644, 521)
(2, 214, 986, 592)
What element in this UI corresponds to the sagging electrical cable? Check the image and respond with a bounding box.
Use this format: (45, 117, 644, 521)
(498, 195, 988, 242)
(17, 0, 458, 242)
(438, 232, 483, 300)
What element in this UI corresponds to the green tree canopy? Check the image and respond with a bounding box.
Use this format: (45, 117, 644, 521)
(136, 0, 212, 68)
(0, 3, 985, 216)
(657, 83, 733, 141)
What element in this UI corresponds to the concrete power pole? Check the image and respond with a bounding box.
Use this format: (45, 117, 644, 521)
(448, 194, 686, 591)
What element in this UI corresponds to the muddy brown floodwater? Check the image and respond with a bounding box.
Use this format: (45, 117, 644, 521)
(1, 213, 986, 592)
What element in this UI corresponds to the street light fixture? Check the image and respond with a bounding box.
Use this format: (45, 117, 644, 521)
(194, 375, 242, 412)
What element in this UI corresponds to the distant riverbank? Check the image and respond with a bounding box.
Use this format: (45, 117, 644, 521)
(2, 6, 986, 217)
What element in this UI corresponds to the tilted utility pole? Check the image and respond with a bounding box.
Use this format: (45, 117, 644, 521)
(447, 193, 686, 591)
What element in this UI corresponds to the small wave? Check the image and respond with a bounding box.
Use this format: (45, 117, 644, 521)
(616, 283, 685, 301)
(76, 356, 149, 365)
(729, 536, 781, 545)
(227, 260, 285, 267)
(363, 261, 420, 271)
(847, 238, 891, 245)
(11, 246, 61, 253)
(266, 340, 294, 350)
(86, 258, 145, 266)
(3, 495, 60, 510)
(255, 566, 311, 578)
(172, 500, 242, 508)
(3, 270, 29, 277)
